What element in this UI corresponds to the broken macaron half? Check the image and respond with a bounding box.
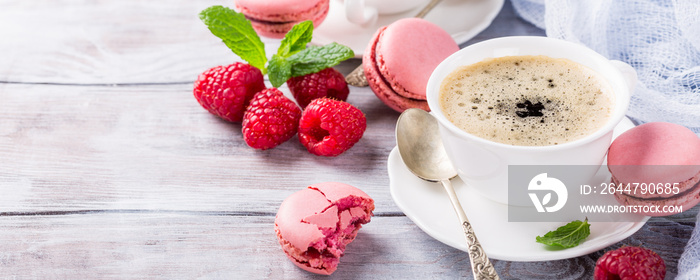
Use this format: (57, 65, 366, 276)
(274, 182, 375, 275)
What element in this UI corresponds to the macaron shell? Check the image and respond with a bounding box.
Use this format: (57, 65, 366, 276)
(235, 0, 329, 39)
(275, 227, 335, 275)
(282, 252, 333, 275)
(247, 8, 329, 39)
(235, 0, 323, 16)
(275, 188, 331, 249)
(363, 27, 430, 112)
(608, 122, 700, 184)
(310, 181, 372, 203)
(375, 18, 459, 100)
(274, 182, 374, 275)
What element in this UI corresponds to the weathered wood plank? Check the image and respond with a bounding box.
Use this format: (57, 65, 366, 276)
(0, 213, 481, 279)
(0, 0, 239, 84)
(0, 212, 691, 279)
(0, 0, 693, 278)
(0, 82, 400, 213)
(0, 0, 543, 85)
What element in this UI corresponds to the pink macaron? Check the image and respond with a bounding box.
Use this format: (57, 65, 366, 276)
(363, 18, 459, 112)
(234, 0, 330, 39)
(608, 122, 700, 216)
(274, 182, 374, 275)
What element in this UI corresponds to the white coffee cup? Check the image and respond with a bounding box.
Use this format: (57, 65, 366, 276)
(426, 36, 636, 206)
(343, 0, 430, 26)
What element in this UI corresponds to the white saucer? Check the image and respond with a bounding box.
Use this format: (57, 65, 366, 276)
(387, 117, 650, 262)
(313, 0, 505, 57)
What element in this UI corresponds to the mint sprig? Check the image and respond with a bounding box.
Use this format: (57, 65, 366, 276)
(199, 6, 267, 73)
(267, 21, 314, 88)
(200, 6, 354, 88)
(267, 55, 292, 90)
(289, 43, 355, 77)
(268, 43, 354, 88)
(536, 218, 591, 248)
(277, 21, 314, 57)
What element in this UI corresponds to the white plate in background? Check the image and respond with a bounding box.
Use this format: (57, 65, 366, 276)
(313, 0, 505, 57)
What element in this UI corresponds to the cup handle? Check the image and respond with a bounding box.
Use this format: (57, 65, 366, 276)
(609, 60, 637, 93)
(345, 0, 378, 26)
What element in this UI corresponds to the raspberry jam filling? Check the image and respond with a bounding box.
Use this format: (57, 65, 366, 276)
(244, 15, 295, 25)
(298, 195, 373, 271)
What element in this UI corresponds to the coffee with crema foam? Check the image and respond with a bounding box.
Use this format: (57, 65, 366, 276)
(439, 55, 614, 146)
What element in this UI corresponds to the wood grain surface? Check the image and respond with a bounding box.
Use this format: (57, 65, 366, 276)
(0, 0, 693, 279)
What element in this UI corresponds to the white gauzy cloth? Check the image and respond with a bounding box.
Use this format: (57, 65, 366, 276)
(678, 213, 700, 280)
(510, 0, 700, 279)
(510, 0, 700, 134)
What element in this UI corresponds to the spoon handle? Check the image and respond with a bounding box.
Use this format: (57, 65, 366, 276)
(440, 179, 500, 280)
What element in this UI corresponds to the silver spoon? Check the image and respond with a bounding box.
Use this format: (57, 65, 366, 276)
(345, 0, 443, 87)
(396, 108, 500, 280)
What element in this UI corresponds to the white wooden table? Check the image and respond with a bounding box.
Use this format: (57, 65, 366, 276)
(0, 0, 695, 278)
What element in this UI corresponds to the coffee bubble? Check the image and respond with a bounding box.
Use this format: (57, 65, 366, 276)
(439, 55, 614, 146)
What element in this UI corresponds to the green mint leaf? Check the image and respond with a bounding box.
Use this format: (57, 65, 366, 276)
(536, 218, 590, 248)
(288, 42, 355, 77)
(267, 55, 292, 88)
(277, 21, 314, 57)
(199, 6, 267, 73)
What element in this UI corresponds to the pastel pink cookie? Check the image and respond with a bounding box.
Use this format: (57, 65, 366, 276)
(234, 0, 329, 39)
(274, 182, 374, 275)
(363, 18, 459, 112)
(607, 122, 700, 216)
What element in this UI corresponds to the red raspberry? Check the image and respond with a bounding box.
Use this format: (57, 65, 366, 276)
(594, 246, 665, 280)
(298, 98, 366, 157)
(287, 67, 349, 109)
(193, 63, 266, 122)
(242, 88, 302, 150)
